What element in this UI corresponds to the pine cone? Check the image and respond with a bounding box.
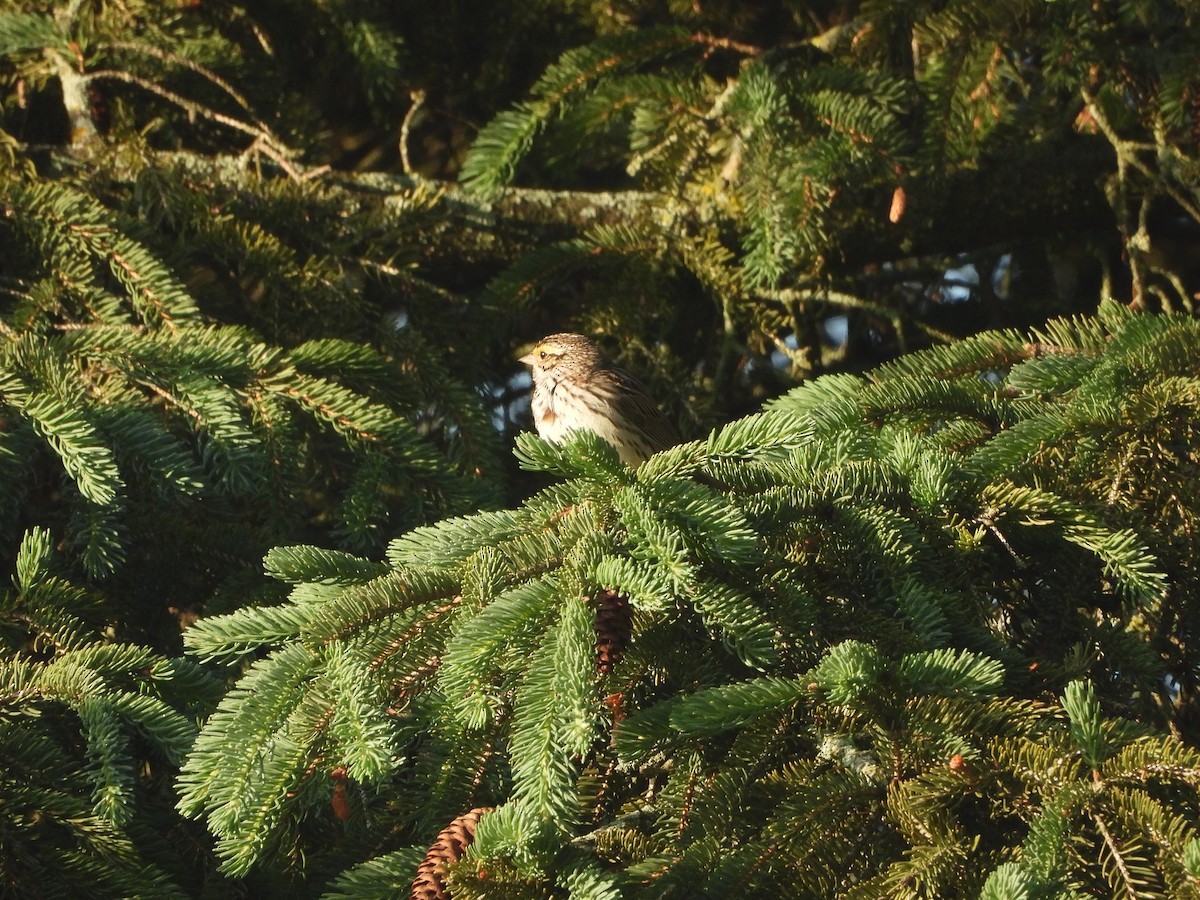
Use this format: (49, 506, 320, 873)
(591, 590, 632, 675)
(410, 807, 491, 900)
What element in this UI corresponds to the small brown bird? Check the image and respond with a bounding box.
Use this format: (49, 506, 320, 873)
(519, 333, 681, 467)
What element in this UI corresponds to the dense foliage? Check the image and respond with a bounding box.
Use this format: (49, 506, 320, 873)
(187, 303, 1200, 897)
(1, 0, 1199, 897)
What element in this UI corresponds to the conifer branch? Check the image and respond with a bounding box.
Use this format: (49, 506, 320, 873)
(1081, 88, 1200, 226)
(1092, 811, 1139, 898)
(86, 69, 292, 159)
(101, 40, 261, 118)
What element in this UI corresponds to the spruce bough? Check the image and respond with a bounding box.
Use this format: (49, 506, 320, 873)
(182, 303, 1200, 897)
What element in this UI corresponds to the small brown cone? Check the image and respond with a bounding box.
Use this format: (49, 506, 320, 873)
(411, 807, 491, 900)
(591, 590, 632, 675)
(603, 691, 626, 724)
(330, 766, 351, 821)
(888, 185, 907, 223)
(948, 753, 979, 786)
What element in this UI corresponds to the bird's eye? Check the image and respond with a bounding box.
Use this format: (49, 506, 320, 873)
(539, 350, 547, 360)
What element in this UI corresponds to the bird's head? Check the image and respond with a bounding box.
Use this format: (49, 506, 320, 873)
(519, 333, 603, 381)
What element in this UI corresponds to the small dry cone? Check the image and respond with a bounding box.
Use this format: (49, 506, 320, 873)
(888, 185, 907, 223)
(591, 590, 632, 675)
(411, 807, 491, 900)
(948, 753, 979, 787)
(603, 691, 626, 725)
(329, 766, 351, 821)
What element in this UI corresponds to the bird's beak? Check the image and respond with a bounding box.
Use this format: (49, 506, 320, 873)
(518, 351, 535, 366)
